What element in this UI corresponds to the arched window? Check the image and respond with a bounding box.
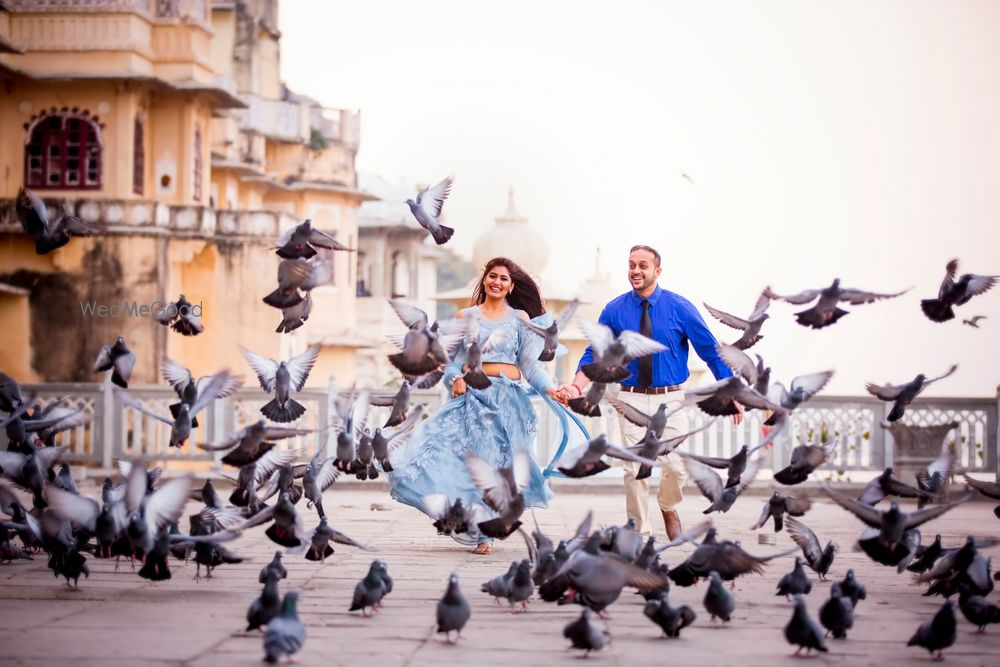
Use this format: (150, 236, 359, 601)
(391, 250, 410, 298)
(24, 112, 103, 190)
(192, 124, 203, 202)
(133, 116, 145, 195)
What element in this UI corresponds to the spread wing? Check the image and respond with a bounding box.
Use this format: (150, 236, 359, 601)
(937, 259, 958, 299)
(286, 344, 322, 391)
(557, 299, 581, 328)
(682, 456, 723, 502)
(189, 372, 243, 416)
(924, 364, 958, 386)
(576, 319, 615, 356)
(388, 300, 429, 329)
(821, 484, 882, 528)
(965, 275, 999, 298)
(143, 475, 194, 533)
(838, 287, 911, 304)
(466, 453, 514, 514)
(416, 175, 454, 218)
(748, 291, 771, 320)
(789, 371, 834, 400)
(703, 303, 750, 330)
(618, 331, 667, 360)
(603, 394, 651, 428)
(113, 389, 173, 425)
(481, 327, 512, 354)
(865, 381, 906, 400)
(307, 227, 353, 252)
(161, 359, 192, 395)
(717, 343, 757, 384)
(764, 286, 821, 305)
(239, 346, 280, 392)
(785, 516, 823, 563)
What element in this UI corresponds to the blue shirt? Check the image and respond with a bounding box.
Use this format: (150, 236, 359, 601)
(576, 286, 733, 386)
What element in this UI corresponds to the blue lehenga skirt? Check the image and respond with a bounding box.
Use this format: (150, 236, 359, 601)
(388, 374, 554, 545)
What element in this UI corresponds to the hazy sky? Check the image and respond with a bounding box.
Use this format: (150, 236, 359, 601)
(281, 0, 1000, 397)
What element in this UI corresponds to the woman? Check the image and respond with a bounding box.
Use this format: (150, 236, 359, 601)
(388, 257, 567, 554)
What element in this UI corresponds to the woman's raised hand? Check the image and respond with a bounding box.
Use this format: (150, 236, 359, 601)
(451, 377, 467, 398)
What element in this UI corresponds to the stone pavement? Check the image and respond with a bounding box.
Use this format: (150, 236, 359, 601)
(1, 486, 998, 667)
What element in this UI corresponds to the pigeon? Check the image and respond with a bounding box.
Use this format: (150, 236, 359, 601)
(227, 448, 303, 513)
(915, 452, 955, 509)
(907, 535, 944, 574)
(865, 365, 958, 422)
(0, 445, 68, 506)
(907, 600, 956, 660)
(259, 551, 288, 583)
(823, 484, 973, 551)
(563, 608, 609, 655)
(679, 443, 765, 489)
(857, 466, 936, 506)
(0, 372, 24, 413)
(15, 187, 96, 254)
(274, 218, 353, 259)
(610, 518, 644, 562)
(521, 299, 580, 361)
(766, 278, 909, 329)
(643, 593, 696, 638)
(48, 549, 90, 589)
(957, 586, 1000, 632)
(838, 569, 867, 607)
(386, 301, 465, 376)
(263, 255, 333, 309)
(764, 370, 834, 428)
(577, 319, 667, 383)
(685, 376, 783, 418)
(750, 491, 812, 533)
(276, 291, 312, 333)
(42, 485, 126, 559)
(703, 570, 735, 623)
(197, 420, 312, 467)
(123, 465, 193, 557)
(481, 561, 518, 604)
(247, 567, 282, 631)
(405, 176, 455, 245)
(626, 422, 715, 480)
(555, 434, 658, 479)
(263, 591, 306, 663)
(301, 453, 341, 519)
(370, 404, 425, 474)
(93, 337, 136, 388)
(504, 559, 534, 613)
(293, 516, 372, 561)
(330, 385, 370, 473)
(962, 315, 986, 328)
(773, 438, 839, 485)
(240, 343, 322, 423)
(113, 371, 240, 448)
(153, 294, 203, 336)
(422, 494, 471, 536)
(368, 376, 434, 428)
(819, 583, 854, 639)
(703, 291, 770, 350)
(567, 381, 606, 417)
(776, 558, 813, 599)
(962, 473, 1000, 518)
(682, 453, 760, 514)
(466, 450, 530, 539)
(350, 560, 390, 616)
(436, 572, 471, 642)
(162, 359, 243, 429)
(785, 517, 838, 580)
(604, 395, 673, 440)
(669, 531, 795, 587)
(920, 259, 998, 323)
(915, 536, 995, 594)
(784, 594, 828, 655)
(20, 402, 92, 447)
(857, 526, 923, 571)
(461, 316, 513, 390)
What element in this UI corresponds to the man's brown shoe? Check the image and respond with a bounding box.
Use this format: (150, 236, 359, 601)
(662, 509, 682, 541)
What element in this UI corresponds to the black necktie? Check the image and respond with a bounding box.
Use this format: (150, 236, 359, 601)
(638, 299, 653, 387)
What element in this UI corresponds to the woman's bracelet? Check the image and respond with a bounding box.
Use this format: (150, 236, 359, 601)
(570, 383, 583, 397)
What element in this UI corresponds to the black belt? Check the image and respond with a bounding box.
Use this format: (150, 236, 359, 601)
(620, 384, 681, 395)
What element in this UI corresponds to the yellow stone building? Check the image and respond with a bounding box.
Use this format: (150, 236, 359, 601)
(0, 0, 371, 388)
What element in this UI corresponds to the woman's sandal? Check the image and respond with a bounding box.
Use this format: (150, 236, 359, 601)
(472, 542, 494, 555)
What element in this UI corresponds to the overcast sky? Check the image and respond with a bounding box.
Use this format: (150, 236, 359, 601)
(280, 0, 1000, 397)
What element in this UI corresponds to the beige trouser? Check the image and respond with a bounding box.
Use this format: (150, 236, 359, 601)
(617, 388, 690, 536)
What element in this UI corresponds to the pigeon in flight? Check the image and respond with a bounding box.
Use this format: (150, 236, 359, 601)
(200, 420, 308, 467)
(467, 451, 530, 539)
(567, 381, 606, 417)
(93, 337, 136, 388)
(153, 294, 203, 336)
(962, 473, 1000, 518)
(962, 315, 986, 328)
(406, 176, 455, 245)
(683, 454, 761, 514)
(422, 494, 472, 537)
(764, 370, 834, 426)
(240, 343, 322, 423)
(577, 319, 667, 383)
(773, 438, 839, 485)
(274, 218, 353, 259)
(703, 291, 771, 350)
(865, 364, 958, 422)
(921, 259, 998, 323)
(750, 491, 812, 533)
(161, 359, 243, 429)
(856, 466, 936, 506)
(263, 254, 333, 309)
(521, 299, 580, 361)
(275, 292, 312, 334)
(604, 395, 676, 440)
(15, 187, 96, 254)
(555, 434, 658, 479)
(685, 345, 785, 417)
(386, 300, 465, 376)
(785, 517, 837, 580)
(766, 278, 909, 329)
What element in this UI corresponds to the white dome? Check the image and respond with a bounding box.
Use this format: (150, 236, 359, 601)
(471, 187, 550, 278)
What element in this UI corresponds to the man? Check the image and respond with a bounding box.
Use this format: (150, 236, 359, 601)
(556, 245, 739, 540)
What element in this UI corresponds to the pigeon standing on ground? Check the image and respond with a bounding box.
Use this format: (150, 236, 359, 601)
(521, 299, 580, 361)
(957, 586, 1000, 632)
(240, 343, 322, 423)
(785, 517, 837, 580)
(643, 593, 696, 638)
(504, 559, 534, 613)
(247, 567, 282, 631)
(920, 259, 998, 323)
(263, 591, 306, 663)
(703, 570, 735, 623)
(154, 294, 204, 336)
(481, 561, 518, 604)
(437, 572, 471, 643)
(766, 278, 909, 329)
(93, 337, 136, 388)
(274, 218, 354, 259)
(703, 291, 771, 350)
(563, 608, 609, 655)
(865, 365, 958, 422)
(259, 551, 287, 583)
(350, 560, 390, 616)
(405, 176, 455, 245)
(907, 600, 957, 660)
(15, 186, 96, 254)
(750, 491, 812, 533)
(784, 594, 828, 655)
(777, 558, 813, 600)
(838, 569, 867, 607)
(819, 582, 855, 639)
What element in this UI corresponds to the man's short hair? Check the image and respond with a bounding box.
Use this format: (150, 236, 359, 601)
(629, 244, 661, 267)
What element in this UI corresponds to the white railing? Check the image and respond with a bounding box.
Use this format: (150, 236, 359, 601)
(233, 94, 310, 144)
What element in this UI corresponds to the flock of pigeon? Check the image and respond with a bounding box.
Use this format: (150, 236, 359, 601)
(3, 183, 1000, 662)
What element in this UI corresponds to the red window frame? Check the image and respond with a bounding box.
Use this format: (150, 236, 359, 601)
(24, 114, 103, 190)
(133, 116, 145, 195)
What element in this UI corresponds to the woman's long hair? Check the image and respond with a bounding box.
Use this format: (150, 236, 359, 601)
(471, 257, 546, 319)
